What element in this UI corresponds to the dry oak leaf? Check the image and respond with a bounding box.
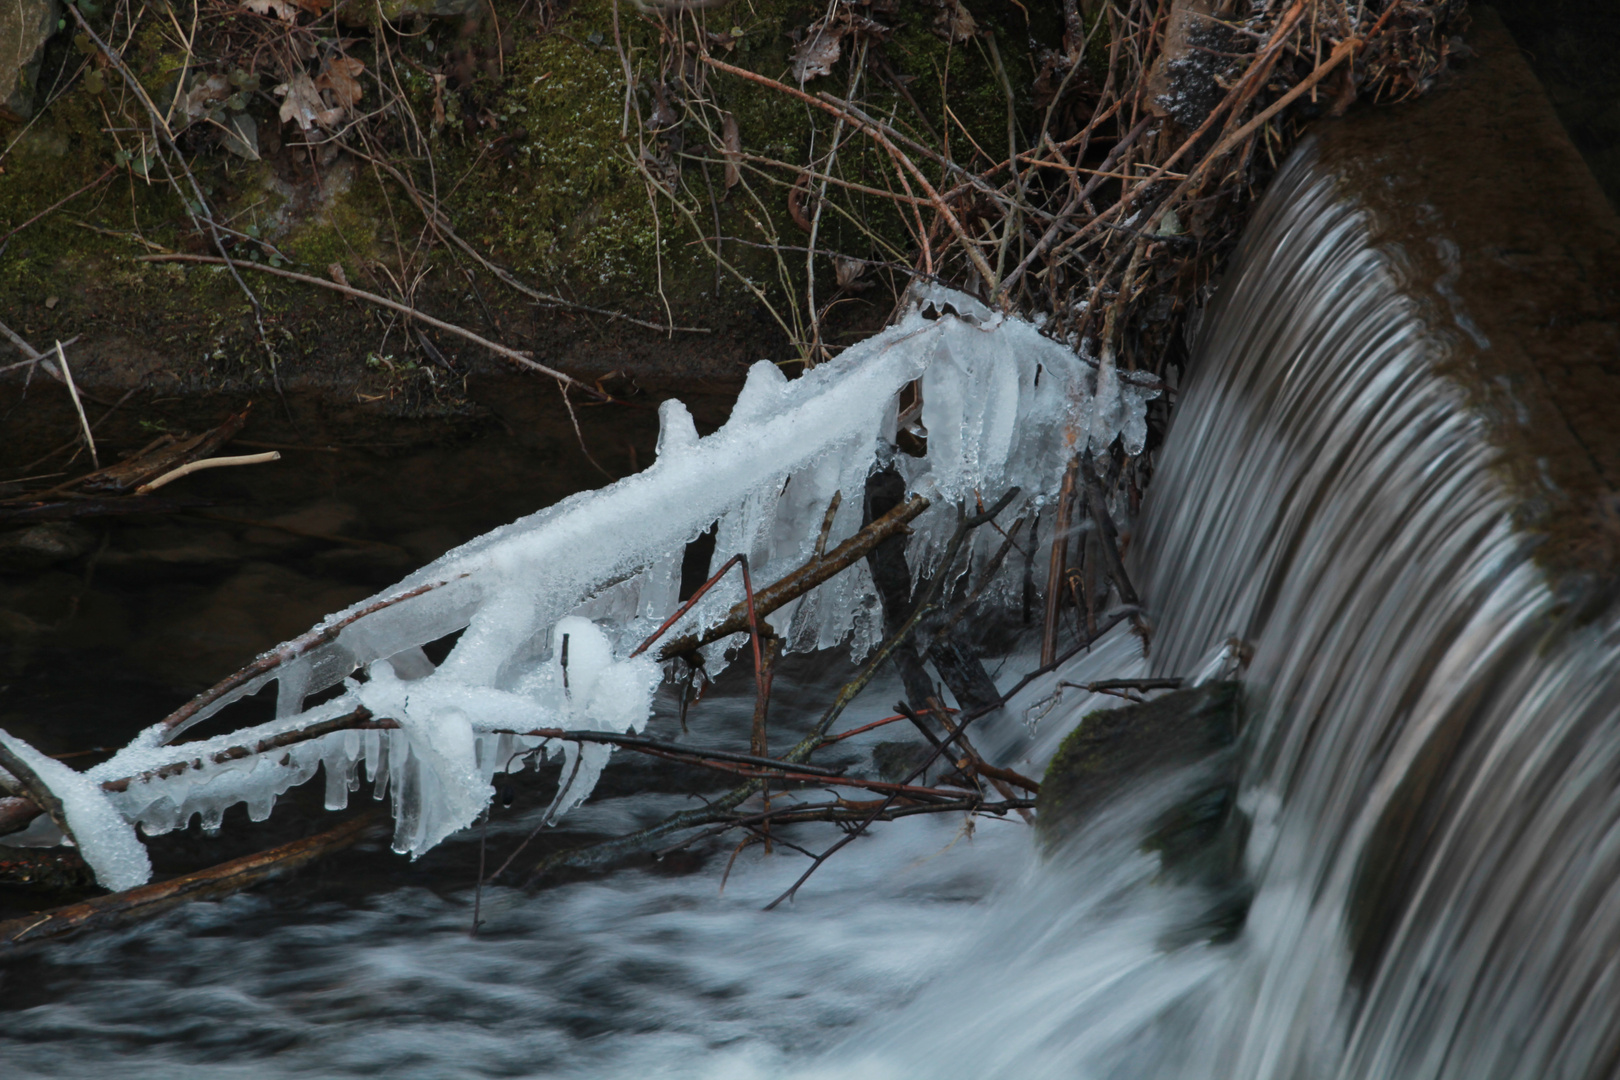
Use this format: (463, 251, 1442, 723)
(316, 57, 366, 110)
(934, 0, 977, 43)
(790, 22, 845, 83)
(244, 0, 300, 21)
(275, 71, 344, 130)
(834, 255, 866, 288)
(181, 73, 231, 119)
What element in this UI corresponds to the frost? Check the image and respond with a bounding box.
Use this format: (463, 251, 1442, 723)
(0, 730, 151, 890)
(8, 289, 1158, 868)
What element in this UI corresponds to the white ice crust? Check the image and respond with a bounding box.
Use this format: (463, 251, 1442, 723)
(12, 288, 1156, 888)
(0, 730, 152, 891)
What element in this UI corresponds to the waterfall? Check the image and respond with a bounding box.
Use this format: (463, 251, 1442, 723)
(815, 139, 1620, 1079)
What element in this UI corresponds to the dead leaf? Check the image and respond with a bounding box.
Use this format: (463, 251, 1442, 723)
(182, 73, 231, 121)
(244, 0, 300, 21)
(648, 80, 680, 129)
(787, 172, 814, 232)
(316, 57, 366, 110)
(639, 141, 681, 193)
(222, 112, 260, 160)
(275, 72, 344, 130)
(430, 73, 447, 131)
(721, 112, 741, 189)
(834, 256, 865, 288)
(790, 22, 844, 83)
(934, 0, 978, 43)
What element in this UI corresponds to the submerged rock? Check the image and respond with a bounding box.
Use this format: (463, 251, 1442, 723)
(1037, 682, 1241, 842)
(1038, 682, 1251, 941)
(0, 522, 95, 573)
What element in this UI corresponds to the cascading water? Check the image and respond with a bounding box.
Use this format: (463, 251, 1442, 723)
(801, 140, 1620, 1079)
(6, 131, 1618, 1080)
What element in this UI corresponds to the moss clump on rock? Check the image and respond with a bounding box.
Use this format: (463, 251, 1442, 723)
(466, 17, 669, 295)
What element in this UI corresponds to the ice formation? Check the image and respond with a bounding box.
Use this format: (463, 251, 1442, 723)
(0, 731, 151, 891)
(6, 286, 1159, 889)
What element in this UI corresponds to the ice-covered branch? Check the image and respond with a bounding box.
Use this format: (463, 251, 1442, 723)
(5, 288, 1157, 889)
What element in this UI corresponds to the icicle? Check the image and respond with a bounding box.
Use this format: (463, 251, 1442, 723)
(54, 287, 1159, 865)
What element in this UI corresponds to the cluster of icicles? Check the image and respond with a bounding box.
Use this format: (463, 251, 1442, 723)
(0, 286, 1159, 890)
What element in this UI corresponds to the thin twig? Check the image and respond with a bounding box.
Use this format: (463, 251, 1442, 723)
(137, 254, 609, 400)
(52, 342, 99, 470)
(134, 451, 281, 494)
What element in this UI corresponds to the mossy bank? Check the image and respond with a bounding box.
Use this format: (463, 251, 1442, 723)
(1, 0, 1064, 410)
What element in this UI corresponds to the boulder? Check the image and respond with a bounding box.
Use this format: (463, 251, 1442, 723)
(0, 521, 95, 573)
(2, 0, 59, 121)
(1038, 682, 1251, 941)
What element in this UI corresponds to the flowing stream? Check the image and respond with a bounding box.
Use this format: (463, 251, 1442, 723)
(5, 138, 1619, 1078)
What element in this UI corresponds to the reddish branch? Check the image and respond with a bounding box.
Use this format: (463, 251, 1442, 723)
(0, 811, 383, 946)
(155, 576, 465, 736)
(646, 493, 930, 661)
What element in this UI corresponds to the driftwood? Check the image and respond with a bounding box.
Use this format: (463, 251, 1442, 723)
(0, 495, 213, 524)
(71, 406, 252, 494)
(0, 810, 384, 948)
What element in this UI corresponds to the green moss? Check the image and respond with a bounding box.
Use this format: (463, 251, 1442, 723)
(441, 0, 1056, 318)
(1, 0, 1064, 381)
(280, 169, 393, 276)
(451, 5, 660, 299)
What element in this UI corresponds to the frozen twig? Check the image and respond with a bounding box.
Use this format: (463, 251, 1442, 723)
(650, 494, 929, 661)
(0, 811, 384, 946)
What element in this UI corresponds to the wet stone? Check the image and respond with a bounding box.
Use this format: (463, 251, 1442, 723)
(1038, 682, 1252, 941)
(0, 522, 96, 573)
(1037, 682, 1241, 843)
(1, 0, 59, 121)
(872, 739, 934, 784)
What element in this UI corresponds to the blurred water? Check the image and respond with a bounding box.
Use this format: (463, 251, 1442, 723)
(794, 142, 1620, 1079)
(0, 651, 1047, 1078)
